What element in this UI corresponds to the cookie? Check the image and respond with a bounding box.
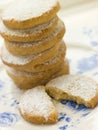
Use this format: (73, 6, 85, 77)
(0, 16, 60, 42)
(46, 75, 98, 108)
(4, 20, 65, 55)
(2, 0, 60, 30)
(2, 41, 66, 72)
(6, 59, 69, 89)
(19, 86, 58, 124)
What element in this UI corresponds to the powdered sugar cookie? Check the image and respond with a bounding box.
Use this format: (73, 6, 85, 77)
(4, 20, 65, 55)
(2, 0, 60, 29)
(46, 75, 98, 108)
(19, 86, 58, 124)
(6, 59, 69, 89)
(0, 16, 60, 42)
(2, 41, 66, 72)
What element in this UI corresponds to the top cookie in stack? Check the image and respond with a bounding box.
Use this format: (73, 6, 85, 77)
(1, 0, 60, 29)
(0, 0, 69, 89)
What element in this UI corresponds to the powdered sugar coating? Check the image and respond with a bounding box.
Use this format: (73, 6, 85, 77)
(1, 44, 53, 65)
(2, 0, 58, 21)
(19, 86, 54, 120)
(5, 66, 45, 76)
(5, 19, 63, 48)
(46, 75, 97, 101)
(2, 40, 64, 65)
(0, 16, 57, 36)
(44, 43, 65, 65)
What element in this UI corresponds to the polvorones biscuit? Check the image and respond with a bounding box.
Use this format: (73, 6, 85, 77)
(2, 41, 66, 72)
(4, 20, 65, 55)
(6, 59, 69, 89)
(2, 0, 60, 29)
(0, 17, 61, 42)
(46, 75, 98, 108)
(19, 86, 58, 124)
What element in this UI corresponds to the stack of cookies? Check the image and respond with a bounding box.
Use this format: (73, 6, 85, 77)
(0, 0, 69, 89)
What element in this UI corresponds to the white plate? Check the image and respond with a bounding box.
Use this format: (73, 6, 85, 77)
(0, 24, 98, 130)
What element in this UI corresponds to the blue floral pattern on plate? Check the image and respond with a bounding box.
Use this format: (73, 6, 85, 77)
(59, 125, 68, 130)
(0, 112, 19, 127)
(57, 101, 91, 130)
(83, 27, 98, 38)
(82, 27, 98, 48)
(91, 41, 98, 46)
(77, 55, 98, 73)
(0, 80, 4, 89)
